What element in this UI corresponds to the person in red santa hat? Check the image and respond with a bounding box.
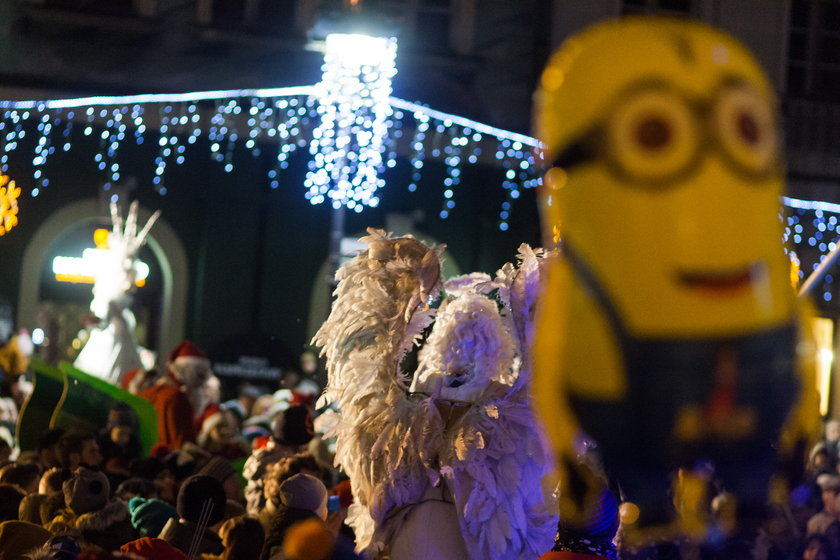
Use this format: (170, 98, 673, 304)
(140, 340, 213, 450)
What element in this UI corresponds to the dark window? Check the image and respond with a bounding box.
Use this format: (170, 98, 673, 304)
(786, 0, 840, 100)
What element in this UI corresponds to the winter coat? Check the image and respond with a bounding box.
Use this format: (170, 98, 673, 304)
(74, 498, 138, 552)
(140, 381, 196, 450)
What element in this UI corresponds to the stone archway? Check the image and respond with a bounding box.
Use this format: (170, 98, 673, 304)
(17, 198, 188, 362)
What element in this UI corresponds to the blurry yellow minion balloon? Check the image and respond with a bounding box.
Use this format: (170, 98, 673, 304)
(533, 16, 814, 542)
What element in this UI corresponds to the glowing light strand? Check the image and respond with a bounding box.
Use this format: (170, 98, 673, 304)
(0, 86, 318, 110)
(304, 33, 397, 211)
(782, 197, 840, 303)
(439, 126, 463, 219)
(1, 87, 840, 301)
(407, 111, 429, 193)
(154, 105, 170, 194)
(1, 85, 544, 222)
(33, 111, 53, 192)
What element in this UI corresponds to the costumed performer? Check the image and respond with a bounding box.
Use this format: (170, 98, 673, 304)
(140, 340, 213, 450)
(74, 201, 159, 385)
(314, 228, 557, 560)
(531, 15, 820, 552)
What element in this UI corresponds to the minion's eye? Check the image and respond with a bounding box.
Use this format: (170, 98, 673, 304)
(737, 112, 759, 145)
(712, 85, 777, 177)
(636, 117, 672, 150)
(605, 89, 698, 184)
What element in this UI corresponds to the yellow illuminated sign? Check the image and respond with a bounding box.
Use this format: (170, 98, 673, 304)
(52, 229, 149, 286)
(0, 174, 20, 236)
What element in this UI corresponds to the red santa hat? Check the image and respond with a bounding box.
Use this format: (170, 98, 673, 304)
(166, 340, 210, 382)
(168, 340, 208, 365)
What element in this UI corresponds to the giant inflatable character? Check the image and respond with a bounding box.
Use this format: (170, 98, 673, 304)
(75, 201, 159, 385)
(531, 16, 819, 546)
(314, 229, 557, 560)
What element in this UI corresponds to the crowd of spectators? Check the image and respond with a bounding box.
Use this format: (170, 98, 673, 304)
(2, 338, 840, 560)
(0, 340, 357, 560)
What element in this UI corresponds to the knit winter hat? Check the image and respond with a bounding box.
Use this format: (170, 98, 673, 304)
(176, 475, 226, 526)
(0, 520, 52, 560)
(278, 474, 328, 513)
(272, 405, 314, 447)
(128, 497, 178, 538)
(120, 537, 188, 560)
(62, 468, 110, 515)
(197, 456, 236, 485)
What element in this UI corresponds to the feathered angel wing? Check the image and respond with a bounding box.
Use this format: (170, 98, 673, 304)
(443, 397, 558, 560)
(496, 244, 556, 393)
(437, 245, 558, 560)
(312, 228, 446, 553)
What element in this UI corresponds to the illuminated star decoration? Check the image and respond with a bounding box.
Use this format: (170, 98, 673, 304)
(0, 174, 20, 236)
(305, 33, 398, 211)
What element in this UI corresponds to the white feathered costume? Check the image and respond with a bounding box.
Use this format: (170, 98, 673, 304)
(74, 201, 159, 385)
(314, 229, 557, 560)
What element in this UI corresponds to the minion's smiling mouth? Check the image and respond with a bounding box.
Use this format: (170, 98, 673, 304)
(676, 261, 766, 294)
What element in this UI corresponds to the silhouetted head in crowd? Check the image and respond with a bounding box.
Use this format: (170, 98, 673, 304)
(264, 454, 323, 508)
(177, 475, 227, 526)
(39, 491, 67, 526)
(277, 474, 328, 520)
(116, 477, 161, 501)
(198, 456, 243, 505)
(57, 430, 102, 470)
(36, 428, 66, 470)
(39, 467, 72, 495)
(219, 514, 264, 560)
(129, 457, 175, 503)
(0, 438, 10, 465)
(0, 483, 25, 522)
(0, 462, 41, 494)
(271, 405, 314, 448)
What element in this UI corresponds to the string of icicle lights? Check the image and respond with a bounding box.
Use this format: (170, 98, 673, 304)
(1, 89, 837, 293)
(782, 196, 840, 304)
(0, 85, 539, 231)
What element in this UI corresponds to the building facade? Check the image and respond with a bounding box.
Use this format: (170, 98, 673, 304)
(0, 0, 838, 399)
